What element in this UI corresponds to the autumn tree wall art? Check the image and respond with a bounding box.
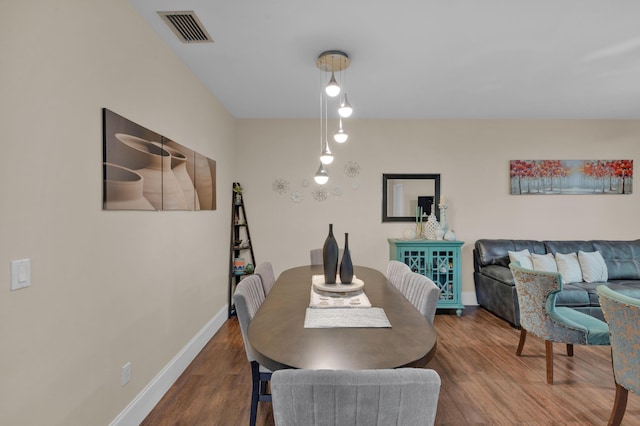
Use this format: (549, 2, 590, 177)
(510, 160, 633, 195)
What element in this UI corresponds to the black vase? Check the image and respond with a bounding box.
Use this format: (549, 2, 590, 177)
(323, 224, 339, 284)
(339, 232, 354, 284)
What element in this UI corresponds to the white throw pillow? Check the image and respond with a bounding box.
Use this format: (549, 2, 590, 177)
(554, 252, 582, 284)
(509, 249, 533, 269)
(578, 251, 608, 283)
(531, 253, 558, 273)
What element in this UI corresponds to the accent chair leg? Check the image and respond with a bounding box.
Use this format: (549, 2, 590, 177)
(250, 361, 260, 426)
(516, 329, 527, 356)
(566, 343, 574, 357)
(545, 340, 554, 384)
(608, 383, 629, 426)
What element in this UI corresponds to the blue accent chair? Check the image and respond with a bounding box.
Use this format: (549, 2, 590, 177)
(509, 263, 610, 384)
(597, 285, 640, 426)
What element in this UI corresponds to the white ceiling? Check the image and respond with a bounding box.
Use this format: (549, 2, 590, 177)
(129, 0, 640, 119)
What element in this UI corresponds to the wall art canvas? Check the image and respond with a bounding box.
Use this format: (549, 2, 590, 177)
(510, 160, 632, 195)
(103, 108, 216, 210)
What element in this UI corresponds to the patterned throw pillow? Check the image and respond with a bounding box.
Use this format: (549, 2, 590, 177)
(554, 252, 583, 284)
(508, 249, 533, 269)
(531, 253, 558, 273)
(578, 251, 608, 283)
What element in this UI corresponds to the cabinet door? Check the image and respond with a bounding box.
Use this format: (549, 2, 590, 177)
(427, 246, 459, 304)
(397, 247, 428, 276)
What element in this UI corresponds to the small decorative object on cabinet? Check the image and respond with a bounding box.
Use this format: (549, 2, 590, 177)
(228, 182, 256, 318)
(388, 238, 464, 316)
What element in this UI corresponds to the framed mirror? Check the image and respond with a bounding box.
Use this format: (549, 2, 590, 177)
(382, 173, 441, 222)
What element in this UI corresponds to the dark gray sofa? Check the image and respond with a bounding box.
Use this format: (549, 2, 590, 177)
(473, 239, 640, 327)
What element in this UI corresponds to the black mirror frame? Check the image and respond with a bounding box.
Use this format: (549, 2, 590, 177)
(382, 173, 441, 222)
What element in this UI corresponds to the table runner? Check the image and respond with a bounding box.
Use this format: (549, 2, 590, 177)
(304, 307, 392, 328)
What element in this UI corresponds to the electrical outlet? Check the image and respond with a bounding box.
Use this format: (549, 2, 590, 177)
(121, 362, 131, 386)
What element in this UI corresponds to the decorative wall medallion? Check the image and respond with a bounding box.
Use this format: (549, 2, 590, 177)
(272, 178, 290, 195)
(291, 191, 303, 203)
(344, 161, 361, 178)
(312, 187, 329, 202)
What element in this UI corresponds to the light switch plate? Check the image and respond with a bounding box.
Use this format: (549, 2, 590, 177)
(10, 259, 31, 291)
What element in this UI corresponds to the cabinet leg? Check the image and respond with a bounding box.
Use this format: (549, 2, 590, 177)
(456, 308, 462, 316)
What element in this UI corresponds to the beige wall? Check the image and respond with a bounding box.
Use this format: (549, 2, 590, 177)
(235, 119, 640, 303)
(0, 1, 234, 425)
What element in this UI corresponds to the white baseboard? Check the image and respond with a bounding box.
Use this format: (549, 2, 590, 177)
(110, 305, 229, 426)
(462, 290, 478, 307)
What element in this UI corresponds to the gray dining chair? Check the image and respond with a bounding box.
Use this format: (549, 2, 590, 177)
(233, 275, 271, 426)
(271, 368, 441, 426)
(386, 260, 411, 289)
(310, 248, 345, 266)
(254, 262, 276, 296)
(400, 271, 441, 324)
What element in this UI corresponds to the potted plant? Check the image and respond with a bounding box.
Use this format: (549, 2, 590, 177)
(233, 183, 243, 205)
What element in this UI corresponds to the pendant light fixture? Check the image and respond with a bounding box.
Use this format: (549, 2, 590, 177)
(334, 118, 348, 143)
(313, 50, 354, 183)
(314, 163, 329, 185)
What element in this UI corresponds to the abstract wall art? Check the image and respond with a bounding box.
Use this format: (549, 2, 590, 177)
(510, 160, 632, 195)
(102, 108, 216, 210)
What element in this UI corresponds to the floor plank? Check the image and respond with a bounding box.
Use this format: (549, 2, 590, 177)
(141, 307, 640, 425)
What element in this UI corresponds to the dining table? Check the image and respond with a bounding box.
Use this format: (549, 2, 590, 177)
(247, 265, 438, 371)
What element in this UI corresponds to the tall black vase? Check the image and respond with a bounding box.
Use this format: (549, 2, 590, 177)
(323, 224, 339, 284)
(339, 232, 354, 284)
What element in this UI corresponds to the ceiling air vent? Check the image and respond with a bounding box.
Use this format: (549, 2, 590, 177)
(158, 11, 213, 43)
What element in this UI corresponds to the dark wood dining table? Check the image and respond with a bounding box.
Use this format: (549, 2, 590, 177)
(247, 265, 437, 371)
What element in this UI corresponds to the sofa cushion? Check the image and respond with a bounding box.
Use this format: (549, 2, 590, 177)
(543, 240, 595, 256)
(531, 253, 558, 272)
(592, 240, 640, 280)
(556, 284, 591, 307)
(475, 239, 546, 268)
(578, 250, 608, 283)
(508, 249, 533, 269)
(555, 252, 583, 284)
(480, 264, 516, 285)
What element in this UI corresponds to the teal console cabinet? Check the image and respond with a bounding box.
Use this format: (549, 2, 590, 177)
(388, 239, 464, 316)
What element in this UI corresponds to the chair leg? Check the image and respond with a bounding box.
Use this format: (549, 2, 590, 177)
(566, 343, 574, 357)
(516, 329, 527, 356)
(250, 362, 260, 426)
(608, 383, 629, 426)
(545, 340, 554, 384)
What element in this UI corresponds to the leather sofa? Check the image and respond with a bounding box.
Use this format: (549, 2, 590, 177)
(473, 239, 640, 327)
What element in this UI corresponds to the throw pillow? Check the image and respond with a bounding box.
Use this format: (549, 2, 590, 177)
(578, 251, 608, 283)
(508, 249, 533, 269)
(554, 252, 582, 284)
(531, 253, 558, 273)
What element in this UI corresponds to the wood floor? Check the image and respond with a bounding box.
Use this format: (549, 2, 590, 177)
(141, 307, 640, 425)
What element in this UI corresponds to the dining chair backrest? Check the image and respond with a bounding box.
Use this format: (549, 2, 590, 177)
(310, 248, 345, 266)
(399, 271, 441, 324)
(255, 262, 276, 296)
(271, 368, 441, 426)
(233, 275, 266, 362)
(386, 260, 411, 289)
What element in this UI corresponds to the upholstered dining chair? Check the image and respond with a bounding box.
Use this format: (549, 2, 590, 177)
(399, 271, 441, 325)
(310, 248, 344, 266)
(254, 262, 276, 296)
(271, 368, 441, 426)
(233, 275, 271, 426)
(597, 285, 640, 426)
(509, 263, 610, 384)
(386, 260, 411, 289)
